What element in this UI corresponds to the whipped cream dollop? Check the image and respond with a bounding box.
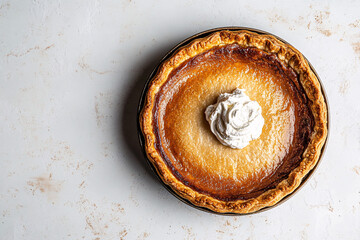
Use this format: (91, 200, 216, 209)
(205, 88, 264, 149)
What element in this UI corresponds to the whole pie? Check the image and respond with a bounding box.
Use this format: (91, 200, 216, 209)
(140, 30, 327, 214)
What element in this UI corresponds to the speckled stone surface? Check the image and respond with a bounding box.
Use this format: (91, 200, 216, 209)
(0, 0, 359, 239)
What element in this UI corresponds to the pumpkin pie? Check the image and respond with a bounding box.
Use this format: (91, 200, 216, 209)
(139, 30, 327, 213)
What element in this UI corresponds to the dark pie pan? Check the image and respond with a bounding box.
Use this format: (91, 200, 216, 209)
(137, 27, 330, 215)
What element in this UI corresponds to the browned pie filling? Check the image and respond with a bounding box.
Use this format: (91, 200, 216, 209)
(152, 44, 314, 201)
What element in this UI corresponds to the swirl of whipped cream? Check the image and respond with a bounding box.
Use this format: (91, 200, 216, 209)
(205, 88, 264, 149)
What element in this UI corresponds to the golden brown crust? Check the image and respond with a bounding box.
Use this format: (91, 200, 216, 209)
(139, 30, 328, 214)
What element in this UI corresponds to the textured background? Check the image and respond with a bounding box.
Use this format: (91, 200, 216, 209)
(1, 0, 360, 239)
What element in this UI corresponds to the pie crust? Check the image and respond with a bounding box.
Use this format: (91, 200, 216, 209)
(140, 30, 327, 213)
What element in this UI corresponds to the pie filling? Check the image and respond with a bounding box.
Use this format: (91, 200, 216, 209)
(152, 44, 314, 201)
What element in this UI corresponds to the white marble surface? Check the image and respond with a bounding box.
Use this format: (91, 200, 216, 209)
(1, 0, 360, 239)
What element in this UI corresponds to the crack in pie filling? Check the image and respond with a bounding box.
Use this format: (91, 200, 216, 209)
(140, 30, 327, 213)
